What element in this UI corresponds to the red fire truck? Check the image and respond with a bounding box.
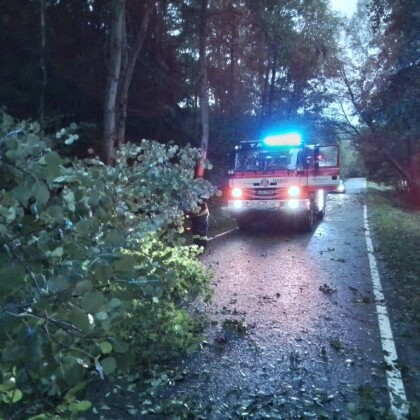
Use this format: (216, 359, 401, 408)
(225, 132, 340, 232)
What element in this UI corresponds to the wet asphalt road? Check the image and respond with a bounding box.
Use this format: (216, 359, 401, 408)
(165, 178, 405, 418)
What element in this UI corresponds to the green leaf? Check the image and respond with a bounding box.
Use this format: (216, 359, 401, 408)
(32, 182, 50, 206)
(347, 402, 358, 413)
(101, 357, 116, 375)
(74, 280, 93, 296)
(2, 112, 14, 129)
(68, 308, 93, 333)
(99, 341, 113, 354)
(80, 292, 106, 313)
(95, 311, 108, 321)
(5, 149, 21, 162)
(2, 345, 24, 362)
(47, 275, 71, 293)
(104, 230, 125, 246)
(63, 189, 76, 211)
(0, 379, 18, 392)
(46, 205, 64, 222)
(70, 400, 92, 412)
(44, 152, 62, 180)
(0, 266, 26, 296)
(0, 314, 21, 334)
(108, 297, 122, 310)
(6, 389, 23, 403)
(114, 254, 136, 272)
(30, 121, 41, 134)
(75, 219, 91, 238)
(92, 264, 114, 284)
(24, 330, 44, 360)
(12, 185, 33, 207)
(0, 206, 17, 223)
(64, 363, 85, 387)
(112, 339, 129, 354)
(53, 175, 79, 184)
(46, 247, 64, 258)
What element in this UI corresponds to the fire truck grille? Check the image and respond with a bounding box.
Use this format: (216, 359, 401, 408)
(243, 188, 288, 199)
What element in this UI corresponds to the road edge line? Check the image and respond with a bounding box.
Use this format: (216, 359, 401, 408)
(363, 204, 408, 418)
(208, 227, 238, 242)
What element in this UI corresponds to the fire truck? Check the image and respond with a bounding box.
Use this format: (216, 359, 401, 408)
(224, 132, 340, 232)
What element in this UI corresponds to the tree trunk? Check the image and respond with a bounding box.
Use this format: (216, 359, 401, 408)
(259, 65, 270, 135)
(39, 0, 47, 126)
(267, 54, 277, 124)
(114, 6, 128, 150)
(115, 0, 154, 147)
(103, 0, 125, 164)
(196, 0, 209, 179)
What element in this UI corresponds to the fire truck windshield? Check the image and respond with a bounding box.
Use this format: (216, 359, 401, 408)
(234, 149, 296, 172)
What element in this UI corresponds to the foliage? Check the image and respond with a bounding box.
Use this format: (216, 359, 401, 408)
(339, 139, 366, 178)
(0, 0, 343, 158)
(336, 0, 420, 196)
(0, 113, 215, 418)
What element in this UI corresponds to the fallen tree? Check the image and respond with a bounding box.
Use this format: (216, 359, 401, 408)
(0, 113, 215, 418)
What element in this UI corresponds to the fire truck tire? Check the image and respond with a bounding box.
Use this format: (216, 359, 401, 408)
(300, 210, 314, 232)
(316, 208, 325, 221)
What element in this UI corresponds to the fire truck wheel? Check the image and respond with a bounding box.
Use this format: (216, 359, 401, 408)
(316, 208, 325, 221)
(300, 210, 314, 232)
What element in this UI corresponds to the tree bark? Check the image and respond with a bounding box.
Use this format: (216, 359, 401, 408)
(266, 54, 277, 124)
(103, 0, 125, 164)
(196, 0, 209, 179)
(259, 65, 270, 135)
(39, 0, 47, 126)
(115, 0, 154, 147)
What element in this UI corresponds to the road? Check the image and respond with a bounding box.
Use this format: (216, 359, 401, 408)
(163, 178, 410, 418)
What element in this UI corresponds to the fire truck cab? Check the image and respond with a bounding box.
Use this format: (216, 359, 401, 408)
(224, 133, 340, 232)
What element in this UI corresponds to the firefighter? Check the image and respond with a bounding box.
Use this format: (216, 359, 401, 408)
(191, 199, 209, 248)
(190, 158, 210, 248)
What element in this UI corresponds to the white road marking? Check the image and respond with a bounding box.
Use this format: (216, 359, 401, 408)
(363, 205, 408, 418)
(208, 227, 237, 242)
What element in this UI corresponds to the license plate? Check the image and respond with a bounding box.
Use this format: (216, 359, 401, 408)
(256, 190, 275, 196)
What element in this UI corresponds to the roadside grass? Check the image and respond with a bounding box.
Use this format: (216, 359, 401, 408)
(366, 186, 420, 328)
(366, 186, 420, 417)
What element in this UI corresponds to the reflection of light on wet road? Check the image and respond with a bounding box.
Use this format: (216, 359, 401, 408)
(185, 178, 391, 415)
(215, 236, 327, 349)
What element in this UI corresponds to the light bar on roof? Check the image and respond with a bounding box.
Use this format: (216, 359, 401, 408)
(263, 132, 302, 146)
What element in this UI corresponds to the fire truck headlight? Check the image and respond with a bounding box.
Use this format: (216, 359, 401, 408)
(287, 199, 300, 209)
(234, 200, 243, 209)
(317, 189, 325, 209)
(288, 186, 300, 197)
(232, 187, 243, 198)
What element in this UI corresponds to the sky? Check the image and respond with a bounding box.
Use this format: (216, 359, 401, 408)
(330, 0, 358, 17)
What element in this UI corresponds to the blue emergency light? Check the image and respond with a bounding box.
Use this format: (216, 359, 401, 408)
(263, 132, 302, 147)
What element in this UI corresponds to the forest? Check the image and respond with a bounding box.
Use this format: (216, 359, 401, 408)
(0, 0, 419, 417)
(1, 0, 419, 190)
